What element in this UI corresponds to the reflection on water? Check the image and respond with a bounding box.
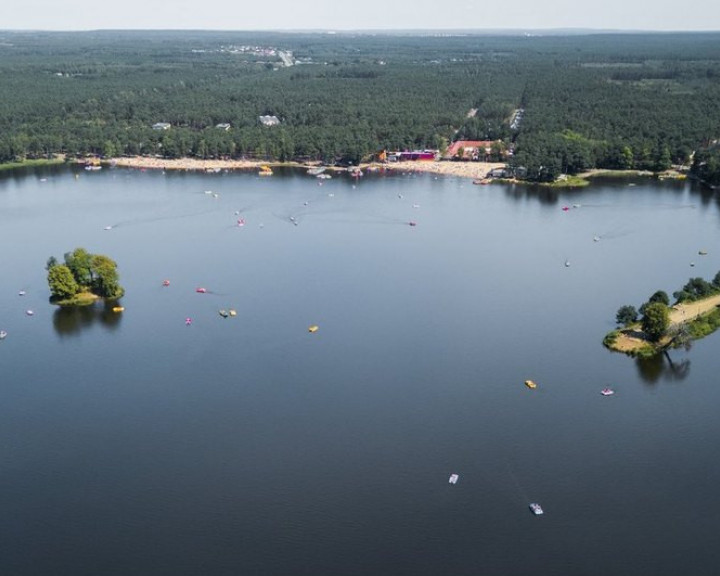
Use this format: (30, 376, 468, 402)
(635, 352, 691, 384)
(52, 300, 123, 336)
(3, 166, 720, 576)
(503, 184, 561, 205)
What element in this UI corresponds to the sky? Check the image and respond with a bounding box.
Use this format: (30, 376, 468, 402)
(3, 0, 720, 32)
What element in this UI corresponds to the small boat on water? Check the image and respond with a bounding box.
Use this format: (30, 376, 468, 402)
(601, 387, 615, 396)
(565, 260, 571, 267)
(0, 330, 7, 340)
(448, 473, 459, 484)
(219, 309, 229, 318)
(525, 380, 537, 389)
(196, 287, 207, 294)
(229, 309, 237, 317)
(18, 290, 26, 296)
(408, 221, 417, 227)
(308, 325, 319, 333)
(307, 166, 326, 176)
(258, 165, 273, 176)
(112, 306, 124, 313)
(26, 310, 34, 316)
(162, 280, 170, 287)
(185, 317, 192, 326)
(529, 503, 544, 515)
(699, 250, 708, 256)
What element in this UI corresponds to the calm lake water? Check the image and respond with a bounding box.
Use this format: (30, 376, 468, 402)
(1, 165, 719, 576)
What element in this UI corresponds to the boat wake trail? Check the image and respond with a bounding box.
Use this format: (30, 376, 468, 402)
(103, 207, 224, 230)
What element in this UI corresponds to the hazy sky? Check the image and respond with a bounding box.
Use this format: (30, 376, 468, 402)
(5, 0, 720, 31)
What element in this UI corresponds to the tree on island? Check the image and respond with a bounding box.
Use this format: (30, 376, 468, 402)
(47, 264, 79, 300)
(47, 248, 124, 302)
(615, 305, 638, 327)
(638, 290, 670, 316)
(673, 277, 717, 303)
(641, 302, 670, 342)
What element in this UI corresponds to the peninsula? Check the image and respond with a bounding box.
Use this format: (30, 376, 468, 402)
(605, 275, 720, 357)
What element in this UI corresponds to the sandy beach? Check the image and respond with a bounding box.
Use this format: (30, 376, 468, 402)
(106, 156, 506, 180)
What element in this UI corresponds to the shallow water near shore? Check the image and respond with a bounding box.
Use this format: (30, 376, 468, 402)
(2, 166, 720, 576)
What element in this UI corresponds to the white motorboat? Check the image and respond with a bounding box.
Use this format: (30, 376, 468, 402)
(529, 503, 544, 515)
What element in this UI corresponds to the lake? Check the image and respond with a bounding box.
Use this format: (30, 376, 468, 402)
(1, 165, 719, 576)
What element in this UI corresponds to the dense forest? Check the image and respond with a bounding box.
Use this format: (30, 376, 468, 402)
(1, 30, 719, 182)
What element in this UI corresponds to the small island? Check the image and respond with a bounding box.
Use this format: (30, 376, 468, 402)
(605, 272, 720, 357)
(46, 247, 124, 305)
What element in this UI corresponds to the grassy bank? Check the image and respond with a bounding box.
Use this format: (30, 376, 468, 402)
(604, 300, 720, 357)
(51, 292, 100, 307)
(0, 157, 66, 172)
(538, 175, 591, 188)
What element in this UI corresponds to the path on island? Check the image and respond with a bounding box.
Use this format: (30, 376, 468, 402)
(612, 294, 720, 353)
(668, 294, 720, 325)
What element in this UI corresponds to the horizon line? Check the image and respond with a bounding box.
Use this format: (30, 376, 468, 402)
(2, 27, 720, 35)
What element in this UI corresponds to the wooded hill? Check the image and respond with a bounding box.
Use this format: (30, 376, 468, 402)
(1, 30, 719, 181)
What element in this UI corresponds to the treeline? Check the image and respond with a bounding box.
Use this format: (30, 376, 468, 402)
(691, 145, 720, 186)
(1, 31, 719, 178)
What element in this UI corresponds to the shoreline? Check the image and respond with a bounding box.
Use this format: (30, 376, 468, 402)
(0, 156, 689, 185)
(604, 294, 720, 356)
(103, 156, 507, 180)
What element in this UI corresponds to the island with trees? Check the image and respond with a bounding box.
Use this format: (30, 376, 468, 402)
(605, 272, 720, 357)
(46, 248, 124, 305)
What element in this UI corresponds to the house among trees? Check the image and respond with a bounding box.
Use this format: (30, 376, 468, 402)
(152, 122, 171, 130)
(259, 115, 280, 127)
(445, 140, 499, 161)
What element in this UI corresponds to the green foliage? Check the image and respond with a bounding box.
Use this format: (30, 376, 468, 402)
(1, 31, 719, 178)
(616, 305, 638, 326)
(673, 277, 718, 302)
(648, 290, 670, 306)
(603, 330, 620, 347)
(692, 146, 720, 186)
(90, 254, 124, 299)
(47, 248, 124, 301)
(686, 308, 720, 340)
(64, 248, 93, 287)
(47, 264, 79, 300)
(641, 302, 670, 342)
(713, 270, 720, 288)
